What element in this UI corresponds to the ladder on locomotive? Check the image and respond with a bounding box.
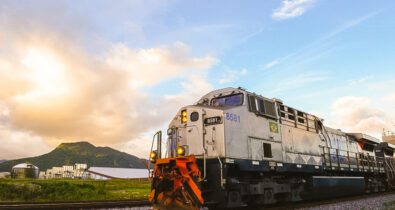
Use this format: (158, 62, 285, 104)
(384, 158, 395, 179)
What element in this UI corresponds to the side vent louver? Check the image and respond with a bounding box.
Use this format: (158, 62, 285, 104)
(263, 100, 276, 118)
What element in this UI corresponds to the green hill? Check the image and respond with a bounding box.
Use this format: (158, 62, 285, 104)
(0, 142, 145, 172)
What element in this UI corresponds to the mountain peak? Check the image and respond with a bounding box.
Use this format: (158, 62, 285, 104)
(56, 141, 95, 149)
(0, 142, 144, 172)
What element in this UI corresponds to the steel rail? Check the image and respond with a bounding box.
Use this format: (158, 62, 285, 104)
(0, 200, 150, 209)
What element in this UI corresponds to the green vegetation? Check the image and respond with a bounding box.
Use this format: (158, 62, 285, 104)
(383, 200, 395, 210)
(0, 142, 147, 172)
(0, 179, 151, 202)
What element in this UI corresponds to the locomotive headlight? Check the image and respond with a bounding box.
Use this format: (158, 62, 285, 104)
(181, 110, 187, 123)
(150, 151, 157, 162)
(177, 146, 185, 156)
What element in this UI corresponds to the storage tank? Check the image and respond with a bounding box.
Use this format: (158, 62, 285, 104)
(11, 163, 39, 179)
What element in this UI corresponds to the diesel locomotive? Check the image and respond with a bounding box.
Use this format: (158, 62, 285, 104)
(148, 87, 395, 209)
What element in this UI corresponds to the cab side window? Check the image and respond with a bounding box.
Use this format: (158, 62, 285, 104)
(248, 95, 257, 112)
(248, 94, 277, 119)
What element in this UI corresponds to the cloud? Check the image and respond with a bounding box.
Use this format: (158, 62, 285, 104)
(324, 11, 381, 40)
(240, 27, 265, 43)
(0, 3, 217, 159)
(1, 40, 215, 146)
(188, 24, 235, 33)
(348, 76, 370, 86)
(329, 96, 394, 136)
(0, 100, 52, 159)
(241, 68, 247, 75)
(114, 135, 152, 159)
(264, 59, 279, 69)
(114, 73, 215, 158)
(382, 92, 395, 104)
(266, 11, 381, 71)
(268, 72, 328, 95)
(219, 68, 248, 84)
(164, 73, 214, 111)
(272, 0, 315, 20)
(105, 41, 216, 88)
(0, 128, 52, 160)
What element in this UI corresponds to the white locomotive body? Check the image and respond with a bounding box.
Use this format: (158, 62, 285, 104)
(149, 87, 395, 208)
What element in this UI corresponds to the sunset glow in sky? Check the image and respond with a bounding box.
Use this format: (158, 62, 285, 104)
(0, 0, 394, 159)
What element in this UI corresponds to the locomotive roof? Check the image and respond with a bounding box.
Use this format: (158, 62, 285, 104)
(324, 126, 347, 136)
(347, 133, 380, 144)
(198, 87, 323, 121)
(198, 87, 245, 100)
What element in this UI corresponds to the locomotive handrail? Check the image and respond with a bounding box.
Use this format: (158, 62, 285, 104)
(320, 122, 332, 148)
(202, 109, 207, 181)
(321, 146, 376, 171)
(367, 153, 371, 171)
(385, 158, 395, 178)
(390, 159, 395, 178)
(218, 156, 223, 188)
(327, 147, 332, 168)
(158, 131, 162, 159)
(347, 151, 351, 170)
(199, 144, 206, 181)
(149, 131, 162, 179)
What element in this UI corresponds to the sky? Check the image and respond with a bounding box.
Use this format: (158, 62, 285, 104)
(0, 0, 394, 160)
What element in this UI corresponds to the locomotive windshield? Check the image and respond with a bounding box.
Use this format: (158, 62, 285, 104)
(211, 93, 243, 107)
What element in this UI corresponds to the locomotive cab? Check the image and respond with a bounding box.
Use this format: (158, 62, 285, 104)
(166, 88, 245, 158)
(149, 88, 247, 208)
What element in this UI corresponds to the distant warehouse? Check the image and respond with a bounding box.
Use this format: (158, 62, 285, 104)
(87, 167, 150, 180)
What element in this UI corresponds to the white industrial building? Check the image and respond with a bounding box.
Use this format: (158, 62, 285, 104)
(39, 171, 46, 179)
(73, 163, 87, 178)
(62, 165, 74, 178)
(40, 163, 88, 179)
(52, 167, 63, 178)
(38, 164, 148, 180)
(87, 167, 150, 180)
(45, 168, 52, 179)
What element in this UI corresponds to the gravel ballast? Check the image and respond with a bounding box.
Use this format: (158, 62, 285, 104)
(298, 193, 395, 210)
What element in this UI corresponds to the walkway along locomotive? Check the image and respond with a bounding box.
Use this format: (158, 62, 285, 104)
(148, 87, 395, 209)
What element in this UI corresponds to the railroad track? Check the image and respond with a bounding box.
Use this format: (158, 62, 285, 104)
(1, 192, 394, 210)
(0, 200, 150, 209)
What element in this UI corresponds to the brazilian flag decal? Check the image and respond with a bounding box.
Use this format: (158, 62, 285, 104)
(269, 122, 278, 133)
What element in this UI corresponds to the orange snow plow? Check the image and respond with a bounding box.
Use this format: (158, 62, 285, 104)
(149, 156, 204, 209)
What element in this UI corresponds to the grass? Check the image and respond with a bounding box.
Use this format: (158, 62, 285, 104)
(383, 200, 395, 210)
(0, 178, 151, 202)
